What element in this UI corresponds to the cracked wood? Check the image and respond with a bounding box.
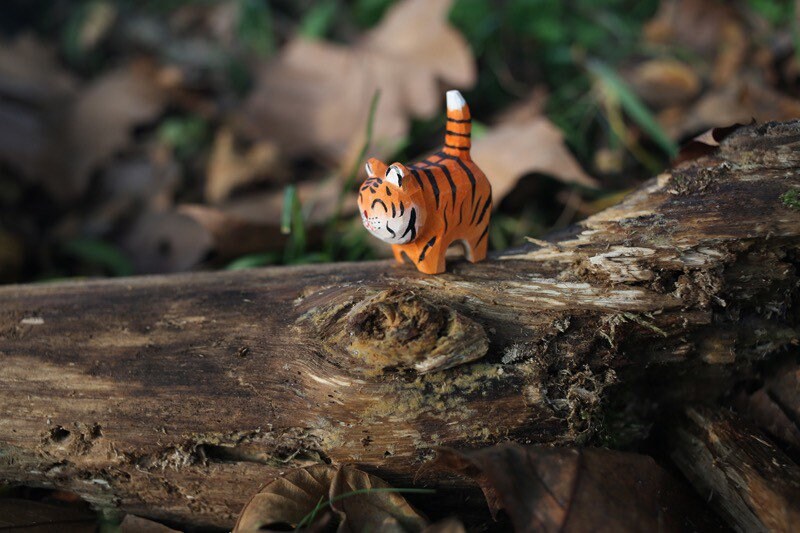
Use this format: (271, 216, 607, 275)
(0, 121, 799, 527)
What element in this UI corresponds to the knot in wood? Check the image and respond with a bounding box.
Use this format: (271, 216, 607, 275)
(343, 289, 488, 374)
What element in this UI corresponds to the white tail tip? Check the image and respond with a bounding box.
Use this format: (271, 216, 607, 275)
(446, 90, 466, 111)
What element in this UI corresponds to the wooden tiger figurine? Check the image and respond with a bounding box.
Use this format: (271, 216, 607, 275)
(358, 90, 492, 275)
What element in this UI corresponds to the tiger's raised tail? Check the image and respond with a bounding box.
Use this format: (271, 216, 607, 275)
(442, 90, 471, 159)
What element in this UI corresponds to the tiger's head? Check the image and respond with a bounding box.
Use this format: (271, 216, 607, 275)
(357, 158, 423, 245)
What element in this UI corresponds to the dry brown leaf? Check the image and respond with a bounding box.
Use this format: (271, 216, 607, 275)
(422, 518, 467, 533)
(240, 0, 475, 167)
(331, 466, 429, 533)
(626, 59, 701, 108)
(659, 76, 800, 140)
(119, 514, 180, 532)
(0, 498, 96, 533)
(636, 0, 799, 142)
(121, 210, 212, 274)
(433, 444, 723, 533)
(235, 464, 335, 532)
(56, 60, 168, 201)
(205, 127, 284, 203)
(673, 122, 748, 165)
(0, 35, 77, 182)
(643, 0, 742, 62)
(219, 176, 355, 228)
(472, 117, 597, 202)
(235, 464, 427, 532)
(177, 203, 292, 260)
(0, 34, 76, 100)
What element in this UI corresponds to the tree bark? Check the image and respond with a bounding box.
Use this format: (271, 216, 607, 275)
(671, 407, 800, 533)
(1, 121, 799, 527)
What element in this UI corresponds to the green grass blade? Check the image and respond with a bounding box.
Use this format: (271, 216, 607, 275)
(295, 487, 435, 531)
(281, 185, 298, 236)
(225, 252, 278, 270)
(325, 89, 381, 257)
(299, 0, 339, 39)
(588, 59, 677, 157)
(61, 237, 134, 277)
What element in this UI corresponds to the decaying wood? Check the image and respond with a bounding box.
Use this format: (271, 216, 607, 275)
(1, 121, 799, 527)
(671, 407, 800, 533)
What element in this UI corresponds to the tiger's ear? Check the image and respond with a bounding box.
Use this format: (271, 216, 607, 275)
(365, 161, 376, 178)
(385, 165, 404, 187)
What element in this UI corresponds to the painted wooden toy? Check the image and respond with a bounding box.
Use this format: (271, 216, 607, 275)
(358, 90, 492, 275)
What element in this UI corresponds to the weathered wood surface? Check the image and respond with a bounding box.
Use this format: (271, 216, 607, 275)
(671, 407, 800, 533)
(1, 122, 799, 527)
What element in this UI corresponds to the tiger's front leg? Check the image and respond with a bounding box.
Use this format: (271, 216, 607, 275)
(391, 246, 406, 265)
(412, 236, 446, 275)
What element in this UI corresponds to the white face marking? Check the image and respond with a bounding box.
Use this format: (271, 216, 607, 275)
(360, 200, 420, 245)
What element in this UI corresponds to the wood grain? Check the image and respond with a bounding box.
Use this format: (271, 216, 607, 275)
(1, 121, 799, 527)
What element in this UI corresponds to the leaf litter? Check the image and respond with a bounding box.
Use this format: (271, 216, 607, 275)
(234, 464, 436, 532)
(2, 1, 800, 530)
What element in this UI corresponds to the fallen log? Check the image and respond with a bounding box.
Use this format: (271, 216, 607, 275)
(671, 407, 800, 532)
(1, 121, 799, 527)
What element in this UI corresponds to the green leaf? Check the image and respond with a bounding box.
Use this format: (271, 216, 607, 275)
(225, 252, 279, 270)
(295, 488, 436, 531)
(281, 185, 298, 236)
(300, 0, 339, 39)
(324, 90, 381, 258)
(353, 0, 397, 27)
(238, 0, 276, 56)
(158, 116, 208, 157)
(61, 238, 134, 277)
(588, 59, 678, 157)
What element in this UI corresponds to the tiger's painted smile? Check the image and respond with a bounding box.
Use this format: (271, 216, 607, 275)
(358, 161, 423, 245)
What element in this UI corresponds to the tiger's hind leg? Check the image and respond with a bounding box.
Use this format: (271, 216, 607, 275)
(465, 223, 489, 264)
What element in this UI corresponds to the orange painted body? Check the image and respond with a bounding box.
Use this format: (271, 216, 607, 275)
(358, 91, 492, 274)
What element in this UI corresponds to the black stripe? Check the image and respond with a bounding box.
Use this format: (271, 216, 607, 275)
(371, 198, 387, 212)
(440, 153, 476, 204)
(458, 199, 464, 225)
(428, 161, 456, 207)
(476, 225, 488, 245)
(361, 185, 370, 191)
(446, 129, 470, 137)
(386, 223, 395, 238)
(447, 118, 471, 123)
(410, 169, 424, 190)
(391, 202, 396, 217)
(399, 201, 405, 216)
(385, 186, 391, 196)
(470, 196, 482, 224)
(444, 143, 469, 151)
(418, 236, 437, 262)
(414, 157, 439, 168)
(476, 196, 491, 225)
(422, 168, 440, 209)
(402, 208, 417, 240)
(443, 206, 449, 233)
(369, 187, 376, 193)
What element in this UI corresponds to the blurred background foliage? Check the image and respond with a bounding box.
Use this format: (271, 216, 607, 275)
(0, 0, 797, 283)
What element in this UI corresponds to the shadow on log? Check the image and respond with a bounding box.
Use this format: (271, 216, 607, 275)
(1, 121, 799, 527)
